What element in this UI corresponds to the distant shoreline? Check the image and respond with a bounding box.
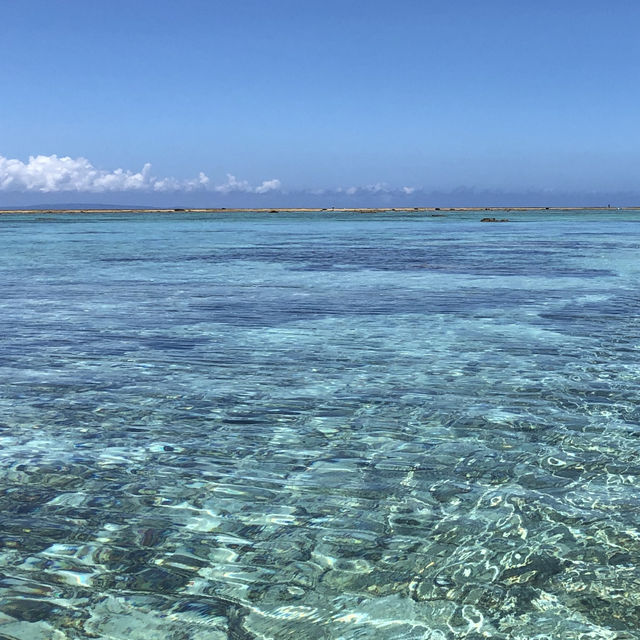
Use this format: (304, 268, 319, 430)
(0, 206, 636, 215)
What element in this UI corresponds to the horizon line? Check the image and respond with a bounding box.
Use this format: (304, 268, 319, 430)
(0, 206, 634, 215)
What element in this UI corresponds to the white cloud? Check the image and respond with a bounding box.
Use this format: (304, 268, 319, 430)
(213, 173, 281, 195)
(255, 178, 281, 194)
(0, 154, 278, 194)
(338, 183, 392, 195)
(0, 154, 425, 198)
(212, 174, 251, 194)
(364, 182, 388, 193)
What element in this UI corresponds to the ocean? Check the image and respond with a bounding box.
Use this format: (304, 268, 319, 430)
(1, 209, 639, 639)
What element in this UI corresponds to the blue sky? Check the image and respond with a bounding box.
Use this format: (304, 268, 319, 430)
(1, 0, 639, 205)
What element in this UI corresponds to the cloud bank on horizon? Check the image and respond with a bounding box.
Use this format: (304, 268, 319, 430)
(0, 154, 427, 198)
(0, 154, 282, 194)
(1, 154, 634, 208)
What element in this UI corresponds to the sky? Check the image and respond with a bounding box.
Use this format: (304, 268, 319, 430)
(1, 0, 640, 206)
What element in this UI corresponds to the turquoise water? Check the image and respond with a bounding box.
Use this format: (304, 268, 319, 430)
(1, 209, 639, 639)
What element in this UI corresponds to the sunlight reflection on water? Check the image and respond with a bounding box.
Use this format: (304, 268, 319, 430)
(1, 210, 640, 639)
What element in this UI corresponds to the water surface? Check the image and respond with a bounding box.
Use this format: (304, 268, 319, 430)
(1, 210, 639, 639)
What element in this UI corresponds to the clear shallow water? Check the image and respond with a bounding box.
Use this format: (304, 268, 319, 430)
(0, 209, 639, 639)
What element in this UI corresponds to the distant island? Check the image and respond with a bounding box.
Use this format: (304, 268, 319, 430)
(0, 206, 632, 215)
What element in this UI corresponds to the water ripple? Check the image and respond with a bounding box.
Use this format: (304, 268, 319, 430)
(1, 210, 639, 639)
